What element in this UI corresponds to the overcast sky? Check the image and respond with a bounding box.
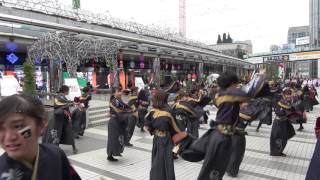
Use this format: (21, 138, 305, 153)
(59, 0, 309, 54)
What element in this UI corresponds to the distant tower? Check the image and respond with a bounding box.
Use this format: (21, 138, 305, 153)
(179, 0, 186, 38)
(310, 0, 320, 47)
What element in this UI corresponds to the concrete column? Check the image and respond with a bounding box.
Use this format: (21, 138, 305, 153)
(198, 62, 204, 80)
(152, 57, 160, 87)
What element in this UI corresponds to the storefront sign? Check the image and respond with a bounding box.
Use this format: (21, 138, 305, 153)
(296, 36, 310, 46)
(6, 53, 19, 64)
(263, 55, 289, 62)
(290, 51, 320, 61)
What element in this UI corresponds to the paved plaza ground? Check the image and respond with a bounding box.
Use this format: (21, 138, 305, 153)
(56, 104, 319, 180)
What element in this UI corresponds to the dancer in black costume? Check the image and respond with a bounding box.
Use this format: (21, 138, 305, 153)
(226, 84, 270, 177)
(137, 88, 150, 132)
(305, 117, 320, 180)
(72, 87, 91, 138)
(255, 82, 273, 132)
(270, 87, 296, 156)
(196, 70, 266, 180)
(144, 90, 184, 180)
(107, 86, 134, 161)
(43, 85, 78, 154)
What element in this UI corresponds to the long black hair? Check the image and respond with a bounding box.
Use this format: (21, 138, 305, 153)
(152, 90, 168, 109)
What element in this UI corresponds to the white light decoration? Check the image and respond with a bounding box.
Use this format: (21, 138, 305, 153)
(27, 32, 120, 88)
(0, 0, 217, 50)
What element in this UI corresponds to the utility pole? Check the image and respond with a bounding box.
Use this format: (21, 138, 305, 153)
(179, 0, 186, 38)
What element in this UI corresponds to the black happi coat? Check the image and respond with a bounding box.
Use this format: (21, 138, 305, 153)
(0, 144, 81, 180)
(107, 95, 131, 156)
(137, 90, 150, 128)
(197, 74, 266, 180)
(270, 98, 296, 156)
(306, 139, 320, 180)
(172, 101, 198, 137)
(72, 94, 91, 136)
(43, 94, 75, 146)
(145, 108, 181, 180)
(252, 98, 273, 125)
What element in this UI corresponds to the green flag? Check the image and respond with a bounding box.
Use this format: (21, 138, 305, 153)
(73, 0, 80, 9)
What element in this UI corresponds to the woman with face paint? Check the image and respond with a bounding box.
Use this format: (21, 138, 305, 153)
(0, 94, 81, 180)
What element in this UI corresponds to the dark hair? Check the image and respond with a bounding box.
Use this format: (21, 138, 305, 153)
(283, 88, 292, 95)
(152, 90, 168, 109)
(59, 85, 69, 93)
(174, 90, 187, 102)
(111, 86, 122, 94)
(82, 87, 89, 93)
(0, 94, 46, 126)
(217, 71, 239, 89)
(138, 89, 148, 101)
(130, 87, 138, 94)
(255, 82, 271, 98)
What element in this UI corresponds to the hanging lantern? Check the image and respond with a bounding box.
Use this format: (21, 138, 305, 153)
(140, 54, 144, 69)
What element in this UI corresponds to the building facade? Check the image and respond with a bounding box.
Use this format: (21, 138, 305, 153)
(310, 0, 320, 47)
(246, 49, 320, 79)
(209, 40, 253, 59)
(287, 26, 309, 48)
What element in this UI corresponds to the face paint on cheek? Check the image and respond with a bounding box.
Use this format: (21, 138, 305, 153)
(18, 126, 32, 139)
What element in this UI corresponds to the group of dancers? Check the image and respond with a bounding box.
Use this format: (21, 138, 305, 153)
(105, 68, 320, 180)
(0, 70, 319, 179)
(42, 84, 92, 154)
